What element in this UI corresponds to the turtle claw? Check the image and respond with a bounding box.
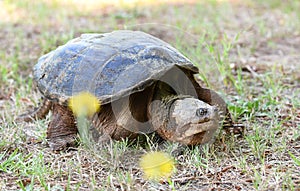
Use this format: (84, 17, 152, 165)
(48, 134, 78, 151)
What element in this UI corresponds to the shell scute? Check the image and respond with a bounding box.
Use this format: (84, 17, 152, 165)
(34, 30, 196, 104)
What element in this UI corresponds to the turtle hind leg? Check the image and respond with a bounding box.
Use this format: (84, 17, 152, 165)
(17, 99, 52, 122)
(47, 103, 78, 151)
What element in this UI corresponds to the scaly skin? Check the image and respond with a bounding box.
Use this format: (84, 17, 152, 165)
(18, 82, 235, 150)
(149, 95, 219, 145)
(45, 81, 217, 149)
(46, 103, 78, 150)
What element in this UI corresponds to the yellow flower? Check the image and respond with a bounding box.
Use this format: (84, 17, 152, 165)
(139, 151, 175, 181)
(68, 92, 101, 117)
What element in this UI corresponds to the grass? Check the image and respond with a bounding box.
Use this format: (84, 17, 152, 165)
(0, 0, 299, 190)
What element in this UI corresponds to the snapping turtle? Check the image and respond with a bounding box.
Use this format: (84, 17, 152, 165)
(20, 30, 232, 150)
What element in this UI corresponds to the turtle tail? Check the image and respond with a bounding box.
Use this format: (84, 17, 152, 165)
(17, 99, 52, 122)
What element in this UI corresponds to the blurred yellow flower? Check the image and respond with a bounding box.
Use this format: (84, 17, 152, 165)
(139, 151, 175, 181)
(68, 92, 101, 117)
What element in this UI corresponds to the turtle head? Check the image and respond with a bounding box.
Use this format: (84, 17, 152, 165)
(156, 97, 220, 145)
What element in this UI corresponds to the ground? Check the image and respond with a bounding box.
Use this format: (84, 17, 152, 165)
(0, 0, 299, 190)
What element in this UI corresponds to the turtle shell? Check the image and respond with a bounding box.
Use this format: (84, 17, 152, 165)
(34, 30, 199, 105)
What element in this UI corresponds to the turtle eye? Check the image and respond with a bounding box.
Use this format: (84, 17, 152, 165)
(196, 108, 208, 117)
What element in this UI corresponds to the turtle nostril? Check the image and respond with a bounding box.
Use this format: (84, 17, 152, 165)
(204, 117, 210, 122)
(213, 107, 218, 112)
(196, 108, 208, 117)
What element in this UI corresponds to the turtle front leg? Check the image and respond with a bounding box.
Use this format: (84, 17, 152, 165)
(47, 103, 78, 150)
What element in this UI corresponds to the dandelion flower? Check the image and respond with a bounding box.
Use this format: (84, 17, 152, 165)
(68, 92, 100, 117)
(139, 151, 175, 181)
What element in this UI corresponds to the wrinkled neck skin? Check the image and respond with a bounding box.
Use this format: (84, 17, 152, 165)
(149, 95, 189, 131)
(149, 95, 219, 145)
